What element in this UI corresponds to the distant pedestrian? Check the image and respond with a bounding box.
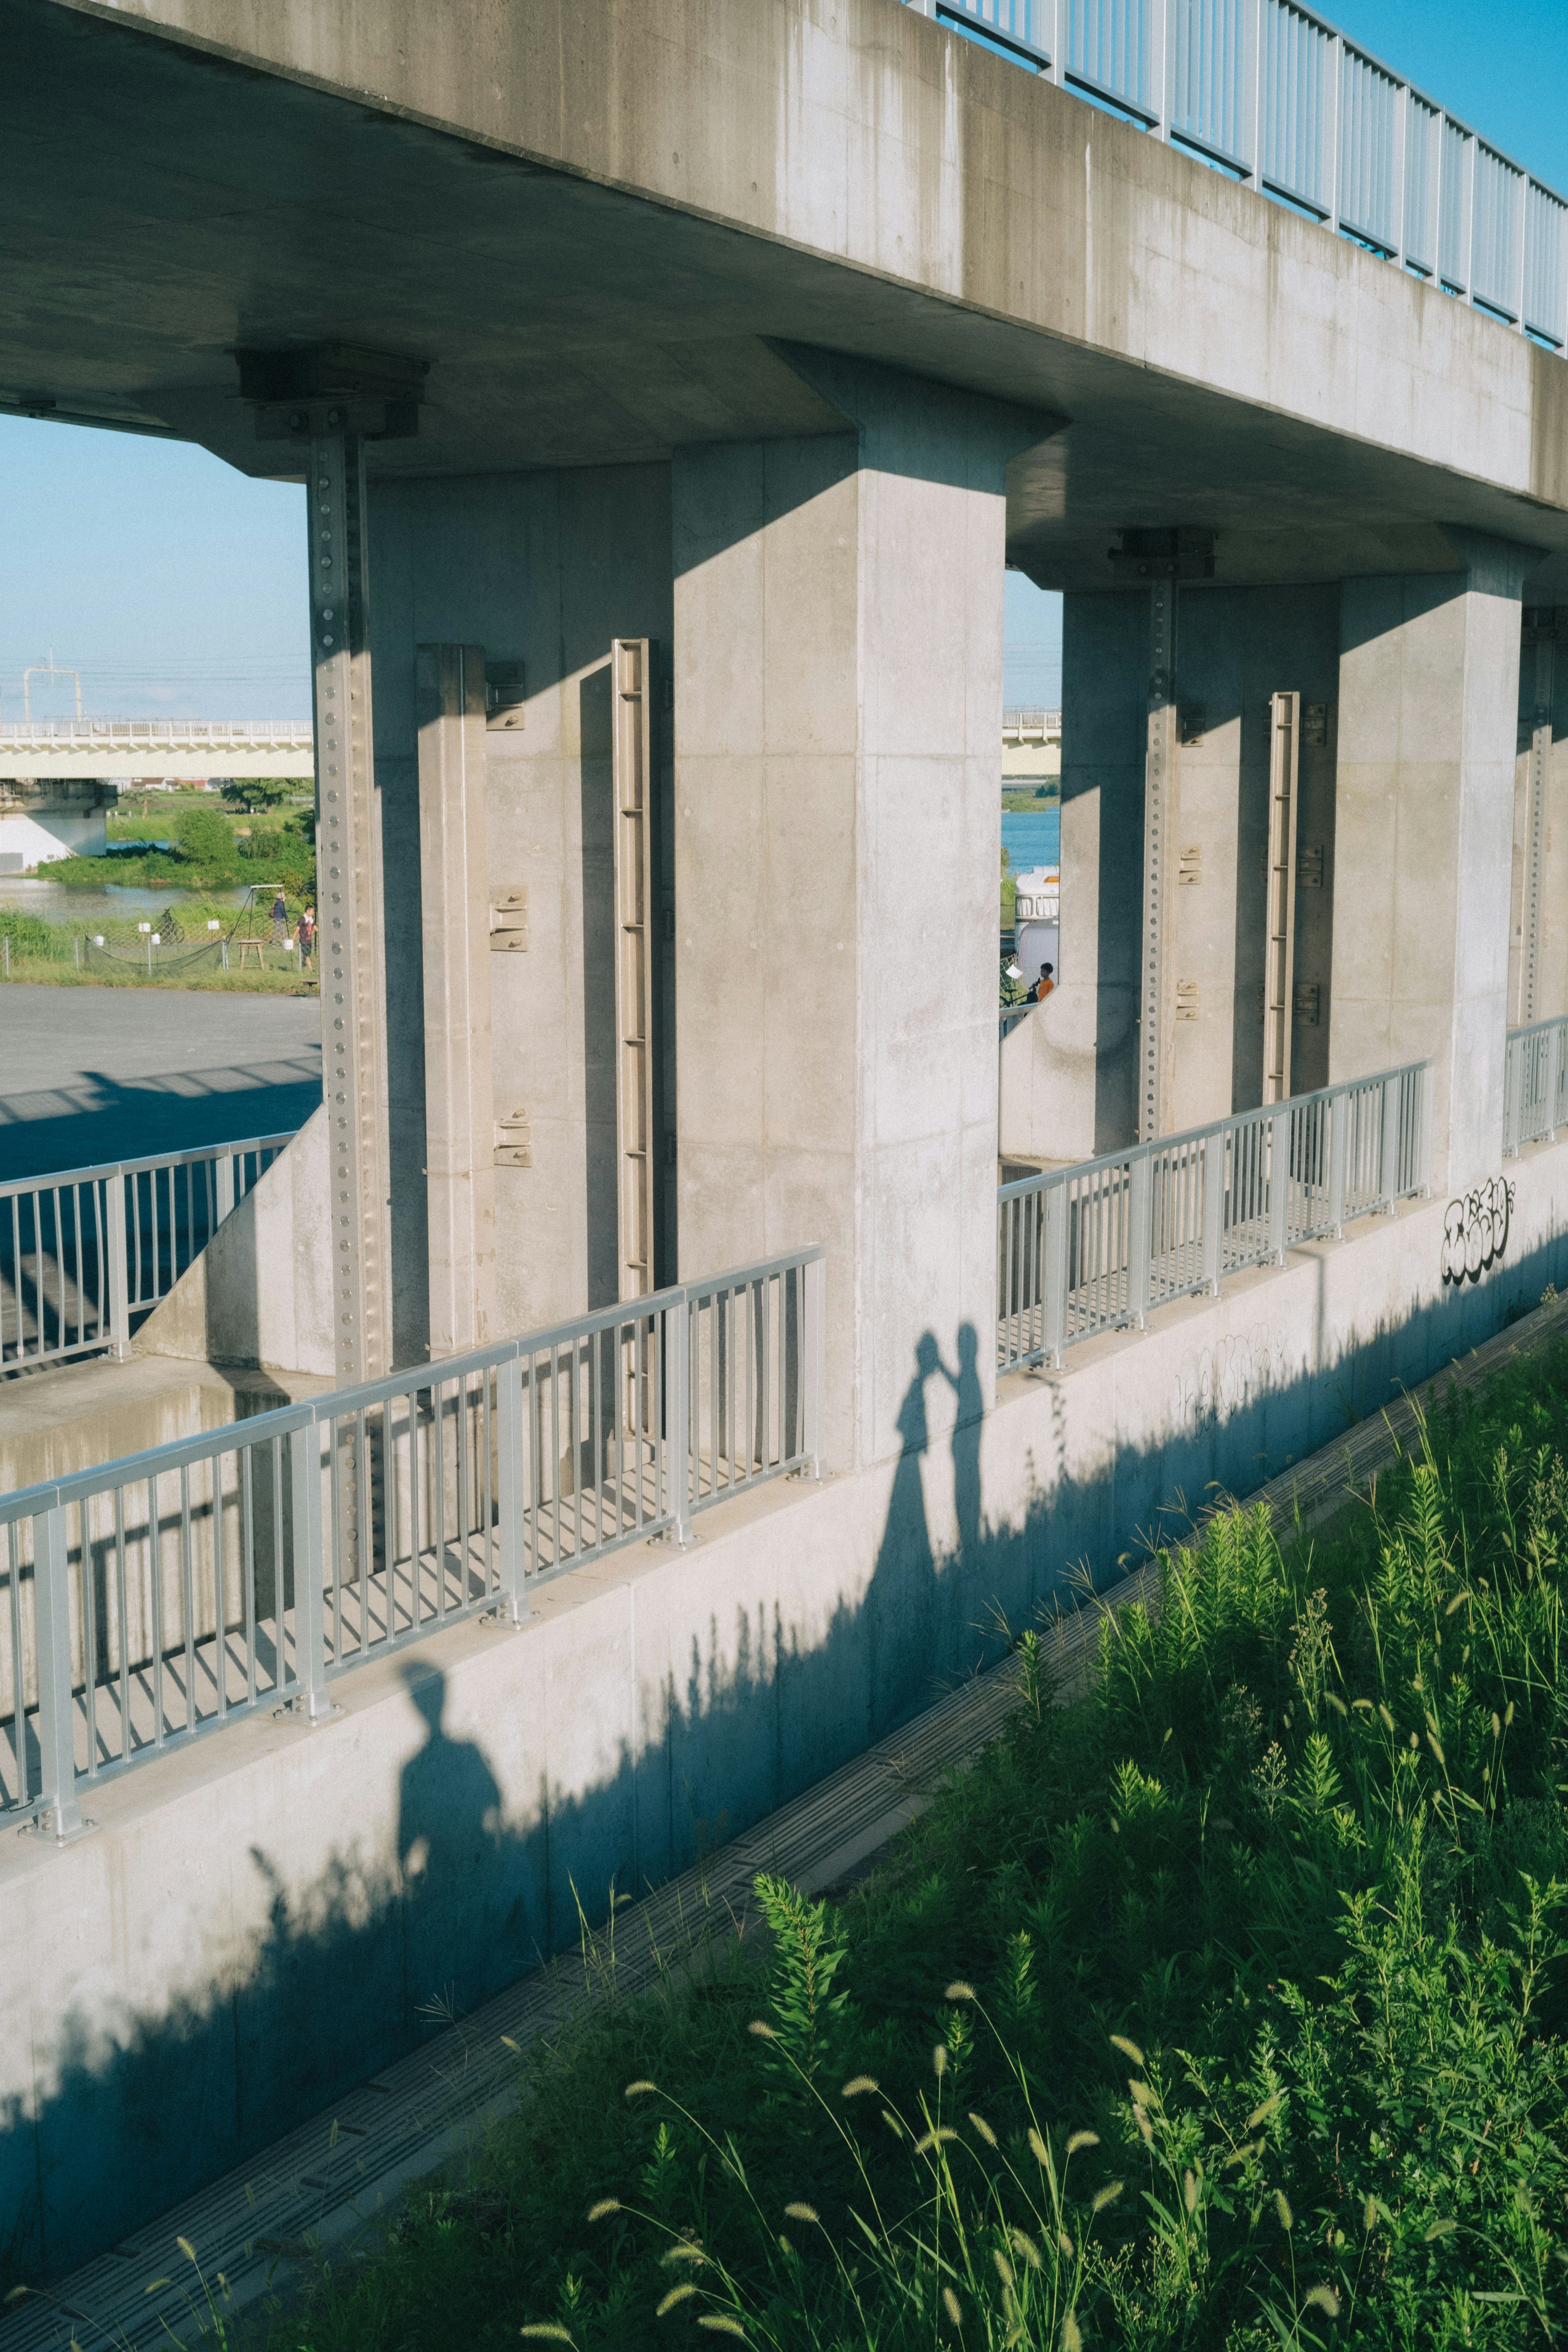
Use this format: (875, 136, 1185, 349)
(296, 906, 315, 966)
(271, 890, 288, 947)
(1030, 961, 1056, 1003)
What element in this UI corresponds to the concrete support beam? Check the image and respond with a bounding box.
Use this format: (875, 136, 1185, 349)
(1510, 608, 1568, 1027)
(1171, 584, 1343, 1116)
(417, 644, 497, 1360)
(1007, 592, 1143, 1162)
(1007, 582, 1342, 1166)
(312, 432, 392, 1386)
(1331, 535, 1535, 1198)
(370, 468, 674, 1348)
(673, 356, 1049, 1473)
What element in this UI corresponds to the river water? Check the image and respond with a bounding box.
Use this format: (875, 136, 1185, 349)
(1001, 808, 1060, 873)
(0, 877, 253, 920)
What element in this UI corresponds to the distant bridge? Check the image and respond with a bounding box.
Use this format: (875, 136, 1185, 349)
(0, 719, 313, 781)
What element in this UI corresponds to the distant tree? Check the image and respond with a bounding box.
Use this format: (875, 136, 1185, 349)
(218, 775, 298, 815)
(177, 805, 240, 875)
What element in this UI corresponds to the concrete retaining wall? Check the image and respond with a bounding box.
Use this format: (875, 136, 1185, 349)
(5, 1135, 1568, 2282)
(133, 1108, 335, 1374)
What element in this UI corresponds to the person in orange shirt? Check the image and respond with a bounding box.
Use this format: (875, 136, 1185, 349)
(1030, 961, 1055, 1003)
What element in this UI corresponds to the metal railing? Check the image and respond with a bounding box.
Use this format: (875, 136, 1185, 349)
(0, 1135, 294, 1371)
(0, 1247, 825, 1837)
(0, 720, 311, 749)
(997, 1061, 1429, 1371)
(910, 0, 1568, 348)
(1504, 1014, 1568, 1155)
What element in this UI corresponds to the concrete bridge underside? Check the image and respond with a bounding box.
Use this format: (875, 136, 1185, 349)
(11, 0, 1568, 2297)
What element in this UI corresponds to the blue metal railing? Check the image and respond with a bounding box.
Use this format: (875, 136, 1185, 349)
(908, 0, 1568, 347)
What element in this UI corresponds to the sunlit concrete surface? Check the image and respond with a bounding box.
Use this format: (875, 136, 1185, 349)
(0, 987, 321, 1179)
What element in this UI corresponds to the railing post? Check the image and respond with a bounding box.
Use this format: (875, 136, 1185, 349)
(1418, 1061, 1434, 1198)
(214, 1152, 234, 1225)
(1128, 1152, 1153, 1330)
(802, 1255, 826, 1477)
(1503, 1033, 1522, 1158)
(1548, 1021, 1564, 1145)
(31, 1503, 89, 1843)
(105, 1169, 131, 1361)
(492, 1352, 530, 1624)
(1328, 1087, 1349, 1238)
(1043, 1178, 1070, 1365)
(1379, 1071, 1402, 1211)
(668, 1295, 695, 1543)
(1267, 1107, 1291, 1263)
(1201, 1129, 1225, 1294)
(288, 1420, 334, 1721)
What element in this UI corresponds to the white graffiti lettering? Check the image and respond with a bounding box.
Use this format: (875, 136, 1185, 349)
(1441, 1175, 1514, 1287)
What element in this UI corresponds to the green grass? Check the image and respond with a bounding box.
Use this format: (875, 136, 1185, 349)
(194, 1326, 1568, 2351)
(0, 891, 317, 992)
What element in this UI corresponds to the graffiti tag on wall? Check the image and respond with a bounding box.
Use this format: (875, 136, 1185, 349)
(1441, 1176, 1514, 1287)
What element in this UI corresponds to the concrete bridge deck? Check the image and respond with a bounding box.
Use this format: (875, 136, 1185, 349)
(5, 0, 1568, 588)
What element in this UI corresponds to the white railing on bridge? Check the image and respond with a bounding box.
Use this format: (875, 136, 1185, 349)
(1, 1135, 294, 1371)
(911, 1, 1568, 349)
(998, 1060, 1430, 1372)
(0, 720, 311, 751)
(1504, 1014, 1568, 1156)
(0, 1247, 825, 1839)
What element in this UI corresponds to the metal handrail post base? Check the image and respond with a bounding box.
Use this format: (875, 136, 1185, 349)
(488, 1354, 531, 1624)
(1128, 1153, 1154, 1330)
(1379, 1074, 1402, 1212)
(668, 1295, 696, 1543)
(1268, 1107, 1291, 1263)
(285, 1423, 339, 1724)
(105, 1169, 132, 1362)
(1201, 1130, 1225, 1294)
(1327, 1089, 1349, 1238)
(28, 1504, 94, 1845)
(791, 1255, 828, 1477)
(1043, 1179, 1070, 1364)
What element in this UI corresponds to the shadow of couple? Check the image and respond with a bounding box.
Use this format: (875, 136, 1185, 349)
(887, 1321, 984, 1572)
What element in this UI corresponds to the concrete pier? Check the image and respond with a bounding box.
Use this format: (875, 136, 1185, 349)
(673, 359, 1049, 1470)
(1332, 538, 1532, 1198)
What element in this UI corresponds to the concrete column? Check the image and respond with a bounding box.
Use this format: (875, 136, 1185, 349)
(672, 356, 1049, 1474)
(1169, 584, 1342, 1115)
(417, 644, 496, 1359)
(1007, 583, 1342, 1166)
(1009, 591, 1144, 1162)
(1330, 535, 1535, 1198)
(1510, 607, 1568, 1026)
(370, 467, 673, 1352)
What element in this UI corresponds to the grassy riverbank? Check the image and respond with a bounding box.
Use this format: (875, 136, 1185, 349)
(200, 1323, 1568, 2351)
(0, 905, 317, 993)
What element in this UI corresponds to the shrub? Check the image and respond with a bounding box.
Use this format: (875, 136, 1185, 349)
(176, 806, 238, 874)
(0, 908, 56, 955)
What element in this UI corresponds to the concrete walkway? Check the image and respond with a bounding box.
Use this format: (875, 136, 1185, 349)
(0, 987, 321, 1180)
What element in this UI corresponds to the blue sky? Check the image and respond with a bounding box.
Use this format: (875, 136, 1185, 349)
(1, 0, 1562, 722)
